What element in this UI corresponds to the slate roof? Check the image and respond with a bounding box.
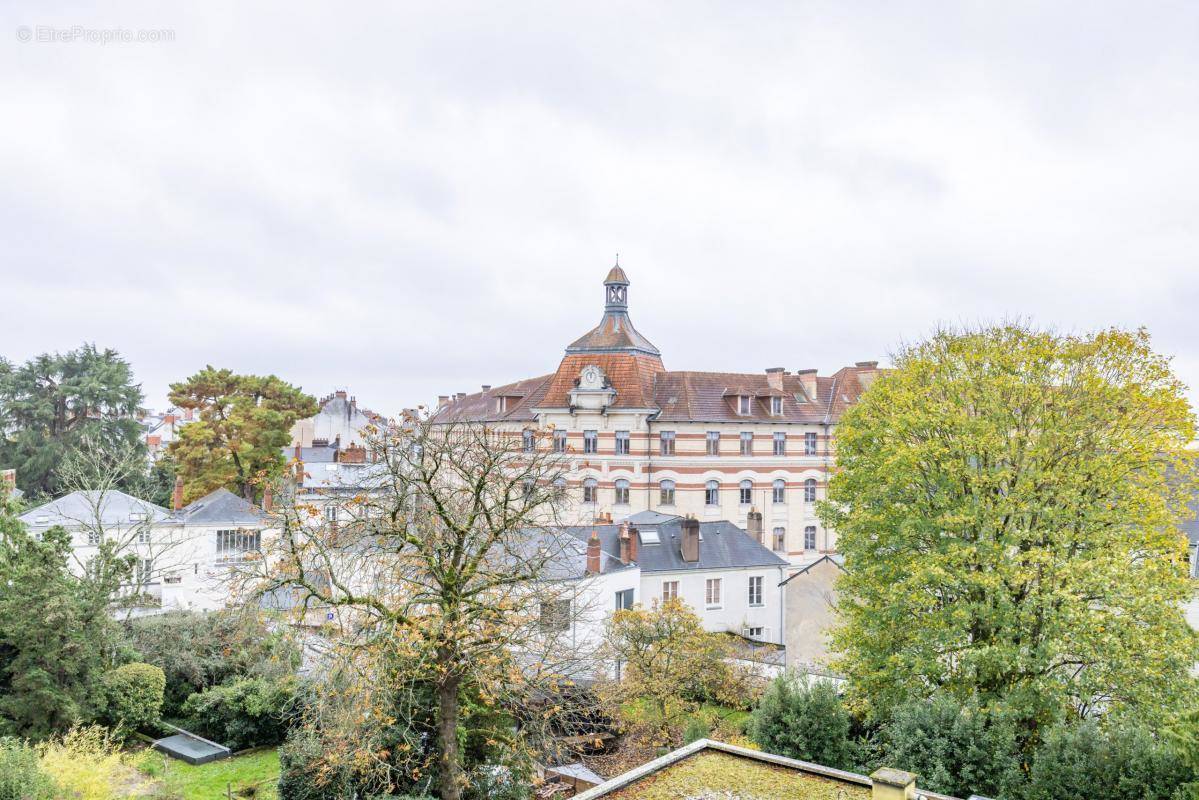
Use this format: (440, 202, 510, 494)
(175, 488, 271, 526)
(561, 511, 787, 573)
(20, 490, 172, 529)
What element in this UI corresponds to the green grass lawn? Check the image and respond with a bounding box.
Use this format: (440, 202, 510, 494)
(135, 748, 280, 799)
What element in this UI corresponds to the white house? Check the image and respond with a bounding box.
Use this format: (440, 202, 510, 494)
(19, 486, 274, 615)
(554, 510, 789, 646)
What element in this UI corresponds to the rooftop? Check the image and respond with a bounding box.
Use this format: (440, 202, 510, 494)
(573, 739, 961, 800)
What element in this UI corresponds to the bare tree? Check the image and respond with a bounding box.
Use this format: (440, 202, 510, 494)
(55, 432, 187, 617)
(249, 414, 605, 800)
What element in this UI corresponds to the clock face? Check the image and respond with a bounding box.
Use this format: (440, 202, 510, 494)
(581, 365, 603, 389)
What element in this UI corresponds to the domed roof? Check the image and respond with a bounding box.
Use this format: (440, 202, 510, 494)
(605, 265, 629, 284)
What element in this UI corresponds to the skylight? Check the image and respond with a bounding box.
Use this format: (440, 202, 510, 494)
(640, 528, 660, 544)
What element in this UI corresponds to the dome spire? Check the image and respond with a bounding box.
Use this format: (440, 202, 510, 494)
(564, 259, 659, 356)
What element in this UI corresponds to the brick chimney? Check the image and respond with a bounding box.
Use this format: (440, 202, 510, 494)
(438, 395, 450, 407)
(765, 367, 785, 392)
(293, 444, 304, 488)
(586, 530, 602, 575)
(262, 485, 273, 512)
(172, 475, 184, 511)
(335, 390, 347, 399)
(870, 768, 917, 800)
(628, 526, 640, 563)
(340, 443, 367, 464)
(746, 508, 764, 546)
(797, 368, 818, 401)
(681, 517, 700, 563)
(856, 360, 881, 390)
(618, 524, 631, 565)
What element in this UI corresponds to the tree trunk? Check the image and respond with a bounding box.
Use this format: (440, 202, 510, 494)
(436, 672, 464, 800)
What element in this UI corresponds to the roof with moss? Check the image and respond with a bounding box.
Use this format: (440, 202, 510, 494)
(573, 740, 962, 800)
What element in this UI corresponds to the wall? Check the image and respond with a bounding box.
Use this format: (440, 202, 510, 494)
(643, 565, 786, 644)
(782, 558, 842, 671)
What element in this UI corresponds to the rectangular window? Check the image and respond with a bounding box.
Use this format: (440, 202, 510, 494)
(805, 480, 817, 503)
(740, 431, 753, 456)
(771, 396, 783, 415)
(773, 432, 786, 456)
(659, 430, 675, 455)
(137, 528, 151, 544)
(739, 395, 751, 415)
(522, 429, 535, 452)
(748, 576, 763, 606)
(805, 431, 818, 455)
(804, 526, 817, 550)
(739, 481, 753, 504)
(583, 481, 598, 503)
(705, 578, 722, 607)
(773, 481, 786, 504)
(705, 482, 719, 506)
(584, 430, 598, 454)
(772, 527, 786, 551)
(747, 626, 764, 639)
(706, 431, 721, 456)
(324, 505, 338, 522)
(614, 480, 630, 505)
(662, 580, 679, 602)
(615, 430, 630, 455)
(659, 481, 675, 505)
(136, 558, 154, 584)
(554, 430, 568, 453)
(539, 600, 571, 632)
(615, 588, 635, 610)
(217, 529, 261, 554)
(87, 530, 101, 546)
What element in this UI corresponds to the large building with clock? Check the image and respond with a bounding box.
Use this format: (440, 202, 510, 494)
(434, 264, 881, 560)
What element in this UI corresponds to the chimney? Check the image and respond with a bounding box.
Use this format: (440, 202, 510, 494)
(618, 523, 631, 565)
(340, 443, 367, 464)
(293, 444, 304, 488)
(871, 768, 917, 800)
(350, 396, 357, 410)
(172, 476, 184, 511)
(856, 360, 881, 390)
(681, 517, 700, 563)
(797, 368, 818, 401)
(262, 485, 273, 512)
(746, 508, 764, 546)
(628, 526, 640, 563)
(456, 392, 466, 401)
(765, 367, 785, 392)
(482, 385, 491, 392)
(439, 395, 450, 407)
(586, 530, 602, 575)
(335, 390, 347, 399)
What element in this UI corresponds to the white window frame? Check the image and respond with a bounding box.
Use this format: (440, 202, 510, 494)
(739, 479, 752, 505)
(662, 580, 679, 602)
(771, 396, 783, 415)
(706, 431, 720, 455)
(615, 430, 630, 455)
(773, 431, 786, 455)
(739, 395, 751, 415)
(772, 479, 786, 504)
(553, 430, 568, 453)
(772, 526, 786, 552)
(804, 526, 817, 550)
(705, 480, 720, 506)
(522, 429, 536, 452)
(804, 478, 817, 503)
(805, 431, 818, 455)
(614, 478, 630, 505)
(659, 479, 675, 506)
(659, 430, 676, 455)
(583, 430, 598, 454)
(705, 577, 723, 608)
(748, 575, 763, 607)
(583, 478, 598, 504)
(739, 431, 753, 456)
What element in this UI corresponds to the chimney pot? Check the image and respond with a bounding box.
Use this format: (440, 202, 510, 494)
(335, 390, 347, 399)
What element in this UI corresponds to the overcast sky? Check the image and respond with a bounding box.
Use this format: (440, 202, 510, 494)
(2, 3, 1197, 415)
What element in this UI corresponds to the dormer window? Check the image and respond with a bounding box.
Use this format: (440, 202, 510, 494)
(738, 395, 752, 415)
(771, 396, 783, 415)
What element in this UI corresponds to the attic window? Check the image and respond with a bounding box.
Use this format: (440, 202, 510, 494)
(639, 528, 660, 544)
(771, 396, 783, 415)
(738, 395, 751, 415)
(793, 393, 807, 404)
(35, 516, 49, 525)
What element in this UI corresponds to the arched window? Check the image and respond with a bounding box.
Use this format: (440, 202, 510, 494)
(583, 478, 598, 504)
(772, 479, 786, 504)
(804, 478, 817, 503)
(522, 429, 535, 452)
(659, 479, 675, 506)
(739, 479, 753, 505)
(705, 480, 719, 506)
(614, 478, 630, 505)
(772, 526, 786, 551)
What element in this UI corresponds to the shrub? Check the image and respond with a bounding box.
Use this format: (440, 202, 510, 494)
(37, 725, 123, 800)
(747, 673, 856, 771)
(277, 729, 356, 800)
(124, 609, 299, 716)
(183, 676, 295, 750)
(100, 662, 165, 732)
(1022, 721, 1193, 800)
(874, 696, 1022, 799)
(682, 716, 711, 745)
(0, 738, 55, 800)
